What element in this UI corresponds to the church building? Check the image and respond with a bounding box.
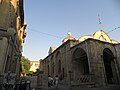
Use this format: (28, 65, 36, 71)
(39, 30, 120, 89)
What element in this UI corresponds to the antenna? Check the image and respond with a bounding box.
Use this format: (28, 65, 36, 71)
(98, 14, 102, 29)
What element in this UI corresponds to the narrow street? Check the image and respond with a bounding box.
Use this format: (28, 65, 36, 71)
(0, 1, 120, 90)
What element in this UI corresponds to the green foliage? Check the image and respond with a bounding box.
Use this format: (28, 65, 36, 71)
(28, 71, 33, 74)
(21, 56, 31, 74)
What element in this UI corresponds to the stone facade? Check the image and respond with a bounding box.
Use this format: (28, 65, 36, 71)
(39, 30, 120, 88)
(0, 0, 26, 86)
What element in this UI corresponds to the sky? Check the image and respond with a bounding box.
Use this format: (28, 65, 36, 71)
(23, 0, 120, 61)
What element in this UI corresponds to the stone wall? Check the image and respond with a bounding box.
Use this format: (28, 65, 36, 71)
(0, 37, 8, 74)
(0, 1, 26, 88)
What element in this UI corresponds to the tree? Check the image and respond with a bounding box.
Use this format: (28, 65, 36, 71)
(21, 56, 31, 74)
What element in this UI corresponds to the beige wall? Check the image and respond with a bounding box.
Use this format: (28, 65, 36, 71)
(30, 61, 40, 72)
(0, 0, 26, 78)
(0, 0, 17, 30)
(0, 37, 8, 74)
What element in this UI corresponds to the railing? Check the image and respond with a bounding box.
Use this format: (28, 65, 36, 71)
(71, 74, 95, 87)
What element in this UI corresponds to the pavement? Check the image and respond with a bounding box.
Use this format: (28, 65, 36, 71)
(36, 79, 69, 90)
(36, 84, 120, 90)
(35, 76, 120, 90)
(80, 85, 120, 90)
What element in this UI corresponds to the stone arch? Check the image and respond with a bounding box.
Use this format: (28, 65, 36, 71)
(72, 48, 89, 75)
(103, 48, 118, 84)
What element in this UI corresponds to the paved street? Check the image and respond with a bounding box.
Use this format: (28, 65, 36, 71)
(11, 76, 120, 90)
(36, 85, 120, 90)
(35, 81, 120, 90)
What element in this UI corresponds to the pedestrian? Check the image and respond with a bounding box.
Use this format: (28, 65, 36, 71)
(54, 75, 59, 89)
(48, 75, 53, 89)
(20, 76, 26, 90)
(3, 71, 14, 90)
(50, 77, 54, 86)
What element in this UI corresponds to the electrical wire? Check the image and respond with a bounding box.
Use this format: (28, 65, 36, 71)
(27, 26, 120, 39)
(27, 27, 63, 39)
(107, 26, 120, 34)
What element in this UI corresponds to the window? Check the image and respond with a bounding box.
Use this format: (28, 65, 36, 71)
(35, 64, 38, 67)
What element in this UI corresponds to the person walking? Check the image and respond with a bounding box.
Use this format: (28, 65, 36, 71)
(3, 71, 14, 90)
(54, 75, 59, 89)
(48, 75, 53, 90)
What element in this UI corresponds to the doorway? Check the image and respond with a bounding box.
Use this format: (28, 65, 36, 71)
(72, 48, 89, 75)
(103, 48, 117, 84)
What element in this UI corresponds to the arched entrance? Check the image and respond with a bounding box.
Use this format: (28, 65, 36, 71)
(72, 48, 89, 79)
(103, 48, 117, 84)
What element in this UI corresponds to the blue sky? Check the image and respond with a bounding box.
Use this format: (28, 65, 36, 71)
(23, 0, 120, 60)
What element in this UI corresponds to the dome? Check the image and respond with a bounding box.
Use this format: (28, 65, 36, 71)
(62, 32, 75, 43)
(68, 32, 71, 35)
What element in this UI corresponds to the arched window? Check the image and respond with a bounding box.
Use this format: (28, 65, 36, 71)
(47, 65, 49, 76)
(55, 51, 61, 74)
(51, 55, 54, 76)
(58, 60, 61, 73)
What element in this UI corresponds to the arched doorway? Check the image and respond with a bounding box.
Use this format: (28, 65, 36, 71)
(72, 48, 89, 79)
(103, 48, 117, 84)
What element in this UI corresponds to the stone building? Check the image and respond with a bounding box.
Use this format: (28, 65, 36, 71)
(39, 30, 120, 89)
(29, 61, 40, 72)
(0, 0, 26, 85)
